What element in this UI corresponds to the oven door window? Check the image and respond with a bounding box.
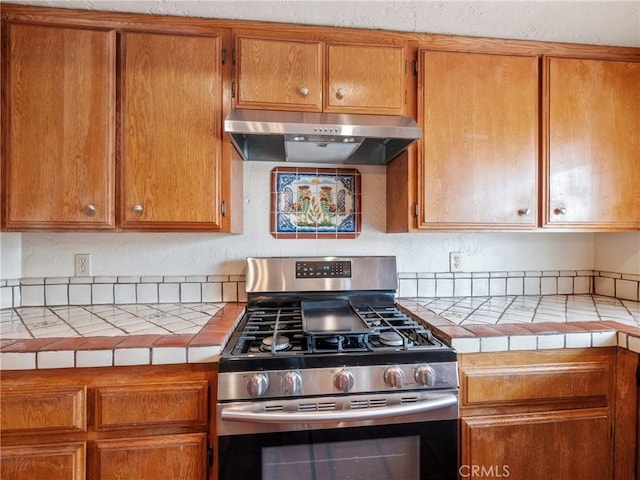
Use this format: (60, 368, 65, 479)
(218, 420, 457, 480)
(263, 435, 419, 480)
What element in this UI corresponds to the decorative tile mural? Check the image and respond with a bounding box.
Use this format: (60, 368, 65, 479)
(271, 167, 361, 239)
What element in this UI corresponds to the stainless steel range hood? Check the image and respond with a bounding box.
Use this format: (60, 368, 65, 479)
(224, 109, 421, 165)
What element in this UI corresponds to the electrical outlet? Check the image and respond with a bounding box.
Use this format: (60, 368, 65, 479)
(449, 252, 463, 272)
(74, 254, 91, 276)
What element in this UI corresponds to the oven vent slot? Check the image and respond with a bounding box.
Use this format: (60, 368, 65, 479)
(401, 396, 419, 404)
(265, 405, 284, 412)
(298, 402, 336, 412)
(350, 398, 388, 409)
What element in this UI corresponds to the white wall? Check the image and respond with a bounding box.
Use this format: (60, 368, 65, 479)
(1, 1, 639, 279)
(7, 1, 640, 47)
(594, 233, 640, 274)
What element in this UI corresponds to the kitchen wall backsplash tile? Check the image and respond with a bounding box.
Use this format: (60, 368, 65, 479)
(20, 285, 44, 306)
(617, 279, 639, 301)
(69, 285, 92, 305)
(594, 276, 615, 297)
(0, 271, 637, 309)
(115, 284, 137, 304)
(92, 284, 114, 304)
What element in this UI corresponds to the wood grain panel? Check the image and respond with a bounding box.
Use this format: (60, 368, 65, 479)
(614, 349, 639, 480)
(545, 57, 640, 229)
(418, 50, 538, 229)
(460, 361, 610, 407)
(120, 31, 223, 229)
(461, 408, 612, 480)
(93, 433, 206, 480)
(1, 442, 86, 480)
(0, 385, 86, 434)
(236, 36, 322, 111)
(325, 43, 405, 114)
(95, 381, 207, 430)
(4, 22, 115, 230)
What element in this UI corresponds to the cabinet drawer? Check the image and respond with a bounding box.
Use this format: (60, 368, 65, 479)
(95, 381, 208, 430)
(0, 386, 86, 434)
(460, 361, 610, 407)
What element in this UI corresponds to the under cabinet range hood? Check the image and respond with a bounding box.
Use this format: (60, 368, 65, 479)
(224, 109, 421, 165)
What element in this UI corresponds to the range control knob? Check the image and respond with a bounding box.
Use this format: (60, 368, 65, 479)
(282, 371, 302, 395)
(334, 369, 355, 393)
(384, 366, 405, 389)
(247, 373, 269, 397)
(415, 365, 436, 387)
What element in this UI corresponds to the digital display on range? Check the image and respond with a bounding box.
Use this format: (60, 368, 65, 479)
(295, 261, 352, 278)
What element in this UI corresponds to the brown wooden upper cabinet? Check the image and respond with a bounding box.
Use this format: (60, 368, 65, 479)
(2, 20, 116, 230)
(543, 56, 640, 230)
(120, 30, 227, 231)
(416, 49, 539, 229)
(2, 6, 240, 233)
(234, 34, 407, 115)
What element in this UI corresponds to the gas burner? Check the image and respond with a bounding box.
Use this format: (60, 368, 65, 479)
(379, 331, 411, 347)
(260, 334, 291, 352)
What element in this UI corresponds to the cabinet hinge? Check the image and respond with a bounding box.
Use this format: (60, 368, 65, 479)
(207, 447, 214, 468)
(221, 49, 227, 65)
(232, 48, 236, 65)
(231, 81, 235, 98)
(412, 203, 419, 217)
(221, 200, 227, 217)
(413, 60, 418, 75)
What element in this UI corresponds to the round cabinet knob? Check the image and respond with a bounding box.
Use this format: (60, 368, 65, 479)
(414, 365, 436, 387)
(299, 86, 309, 96)
(85, 204, 96, 216)
(555, 207, 567, 215)
(132, 204, 144, 215)
(384, 366, 405, 389)
(247, 373, 269, 397)
(282, 371, 302, 395)
(518, 208, 531, 216)
(334, 369, 354, 393)
(336, 87, 347, 99)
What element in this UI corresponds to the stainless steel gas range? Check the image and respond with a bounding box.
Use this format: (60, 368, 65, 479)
(217, 256, 458, 480)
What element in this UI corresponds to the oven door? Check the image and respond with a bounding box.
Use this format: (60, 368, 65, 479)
(217, 391, 458, 480)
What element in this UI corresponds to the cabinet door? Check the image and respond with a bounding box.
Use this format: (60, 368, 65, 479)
(545, 57, 640, 229)
(3, 22, 115, 230)
(93, 433, 207, 480)
(461, 409, 612, 480)
(418, 50, 538, 229)
(325, 43, 405, 115)
(1, 442, 86, 480)
(121, 31, 224, 230)
(1, 385, 86, 435)
(235, 36, 322, 111)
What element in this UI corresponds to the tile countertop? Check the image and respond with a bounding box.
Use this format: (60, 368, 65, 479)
(0, 302, 246, 370)
(397, 294, 640, 355)
(1, 294, 639, 370)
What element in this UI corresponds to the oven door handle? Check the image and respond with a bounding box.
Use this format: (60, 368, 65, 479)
(220, 394, 457, 424)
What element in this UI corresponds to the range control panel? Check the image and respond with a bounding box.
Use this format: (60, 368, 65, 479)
(295, 260, 352, 278)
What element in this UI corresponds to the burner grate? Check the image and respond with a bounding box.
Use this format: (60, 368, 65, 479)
(230, 304, 443, 357)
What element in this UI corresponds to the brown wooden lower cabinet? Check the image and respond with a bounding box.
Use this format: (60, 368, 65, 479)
(461, 408, 612, 479)
(1, 442, 86, 480)
(0, 363, 217, 480)
(458, 348, 633, 480)
(92, 433, 207, 480)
